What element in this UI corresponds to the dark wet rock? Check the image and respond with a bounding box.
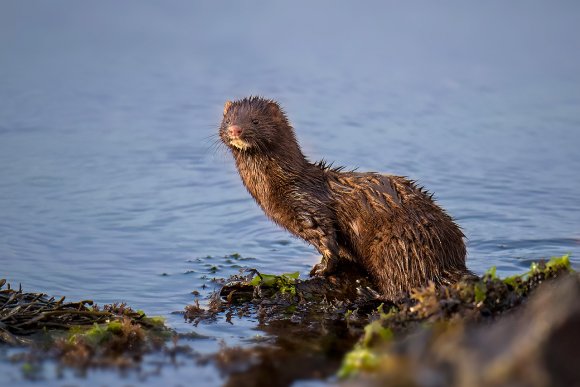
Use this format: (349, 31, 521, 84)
(182, 261, 381, 386)
(345, 273, 580, 387)
(182, 256, 576, 387)
(196, 260, 385, 333)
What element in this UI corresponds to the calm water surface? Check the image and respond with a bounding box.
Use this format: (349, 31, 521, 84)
(1, 1, 580, 385)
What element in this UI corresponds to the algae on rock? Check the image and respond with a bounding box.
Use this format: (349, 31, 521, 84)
(338, 255, 578, 387)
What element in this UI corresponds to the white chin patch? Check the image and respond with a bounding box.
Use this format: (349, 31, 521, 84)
(230, 138, 250, 150)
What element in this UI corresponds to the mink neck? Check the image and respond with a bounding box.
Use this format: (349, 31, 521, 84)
(232, 140, 310, 181)
(232, 144, 316, 211)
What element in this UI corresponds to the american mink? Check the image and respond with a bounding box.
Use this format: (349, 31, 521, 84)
(219, 96, 471, 299)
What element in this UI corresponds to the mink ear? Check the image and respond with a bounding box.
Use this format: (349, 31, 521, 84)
(266, 101, 279, 115)
(223, 100, 233, 115)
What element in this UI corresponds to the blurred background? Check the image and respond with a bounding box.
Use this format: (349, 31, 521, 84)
(1, 0, 579, 383)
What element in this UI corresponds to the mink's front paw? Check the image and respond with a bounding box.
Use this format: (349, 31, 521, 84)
(310, 263, 328, 277)
(310, 256, 339, 277)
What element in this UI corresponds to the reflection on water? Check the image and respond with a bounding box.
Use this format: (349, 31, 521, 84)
(1, 1, 579, 385)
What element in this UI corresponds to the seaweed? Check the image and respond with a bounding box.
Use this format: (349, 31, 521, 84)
(1, 280, 105, 344)
(51, 316, 170, 368)
(249, 270, 300, 295)
(0, 279, 173, 369)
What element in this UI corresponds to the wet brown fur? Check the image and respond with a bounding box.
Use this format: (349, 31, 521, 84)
(219, 96, 471, 299)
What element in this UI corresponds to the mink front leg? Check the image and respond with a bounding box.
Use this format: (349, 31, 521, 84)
(308, 231, 342, 277)
(295, 213, 341, 277)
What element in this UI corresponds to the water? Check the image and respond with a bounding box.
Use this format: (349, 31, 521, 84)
(1, 1, 579, 385)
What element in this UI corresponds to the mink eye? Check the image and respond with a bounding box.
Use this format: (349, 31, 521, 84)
(252, 119, 259, 125)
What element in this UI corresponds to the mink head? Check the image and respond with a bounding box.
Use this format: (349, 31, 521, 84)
(219, 96, 296, 153)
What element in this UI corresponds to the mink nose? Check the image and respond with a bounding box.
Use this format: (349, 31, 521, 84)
(228, 125, 243, 138)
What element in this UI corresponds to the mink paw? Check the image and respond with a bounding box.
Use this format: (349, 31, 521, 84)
(310, 260, 339, 277)
(310, 263, 328, 277)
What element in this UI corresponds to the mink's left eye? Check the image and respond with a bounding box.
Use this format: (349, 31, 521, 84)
(252, 119, 259, 125)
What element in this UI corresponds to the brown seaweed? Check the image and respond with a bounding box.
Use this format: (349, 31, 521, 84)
(1, 279, 173, 370)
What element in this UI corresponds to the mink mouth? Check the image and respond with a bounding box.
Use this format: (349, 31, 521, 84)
(219, 130, 251, 150)
(228, 137, 251, 150)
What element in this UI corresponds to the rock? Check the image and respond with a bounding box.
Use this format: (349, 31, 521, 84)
(350, 273, 580, 387)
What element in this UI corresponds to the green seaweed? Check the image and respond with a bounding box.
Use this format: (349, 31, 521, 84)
(484, 266, 497, 280)
(338, 348, 379, 378)
(81, 323, 112, 346)
(249, 271, 300, 295)
(503, 254, 572, 294)
(362, 321, 393, 347)
(338, 307, 394, 377)
(474, 282, 487, 303)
